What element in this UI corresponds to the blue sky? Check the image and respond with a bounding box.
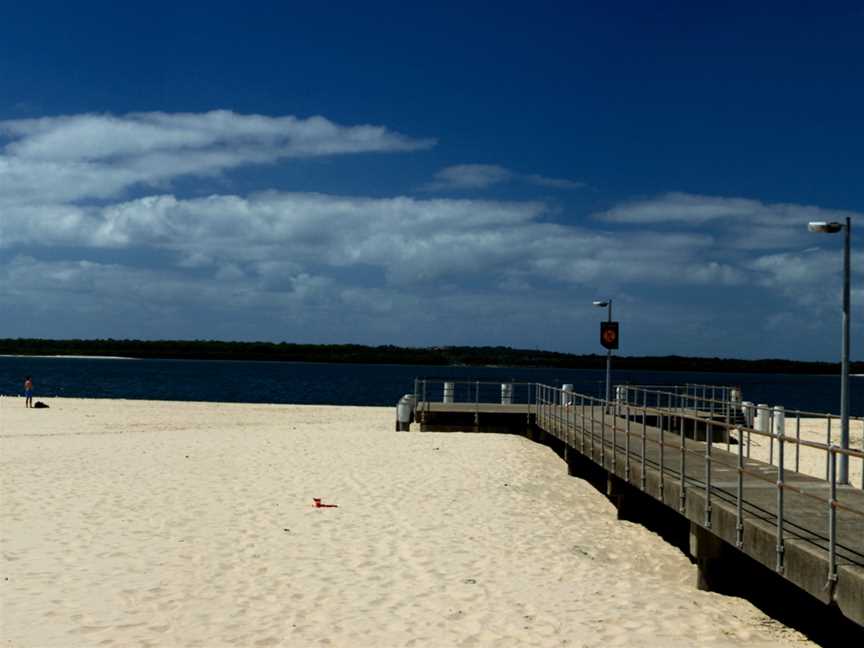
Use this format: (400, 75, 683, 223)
(1, 1, 861, 360)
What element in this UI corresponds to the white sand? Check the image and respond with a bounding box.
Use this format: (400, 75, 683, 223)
(0, 398, 814, 647)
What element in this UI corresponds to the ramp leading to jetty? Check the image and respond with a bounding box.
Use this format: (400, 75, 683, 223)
(409, 379, 864, 629)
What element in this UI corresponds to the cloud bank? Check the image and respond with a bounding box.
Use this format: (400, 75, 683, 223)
(0, 192, 735, 287)
(1, 111, 860, 358)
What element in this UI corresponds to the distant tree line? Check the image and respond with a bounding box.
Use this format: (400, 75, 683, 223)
(1, 338, 860, 374)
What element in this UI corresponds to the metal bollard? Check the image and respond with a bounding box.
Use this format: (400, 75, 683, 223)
(742, 401, 755, 427)
(755, 404, 770, 462)
(396, 395, 413, 431)
(772, 406, 785, 466)
(443, 381, 454, 404)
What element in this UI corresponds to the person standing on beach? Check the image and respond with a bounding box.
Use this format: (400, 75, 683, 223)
(24, 376, 33, 408)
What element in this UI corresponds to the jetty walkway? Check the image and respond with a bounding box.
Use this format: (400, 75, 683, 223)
(403, 379, 864, 629)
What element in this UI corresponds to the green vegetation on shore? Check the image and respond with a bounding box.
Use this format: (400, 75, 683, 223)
(1, 338, 860, 374)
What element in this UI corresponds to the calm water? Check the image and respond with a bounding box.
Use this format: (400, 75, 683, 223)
(0, 355, 861, 415)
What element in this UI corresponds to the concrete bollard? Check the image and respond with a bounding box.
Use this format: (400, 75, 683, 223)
(755, 403, 770, 437)
(404, 394, 416, 419)
(396, 395, 412, 431)
(443, 382, 454, 403)
(562, 383, 574, 406)
(501, 383, 513, 404)
(771, 405, 785, 465)
(772, 406, 785, 437)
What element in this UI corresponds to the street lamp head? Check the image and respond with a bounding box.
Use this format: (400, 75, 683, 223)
(808, 221, 844, 234)
(592, 300, 609, 307)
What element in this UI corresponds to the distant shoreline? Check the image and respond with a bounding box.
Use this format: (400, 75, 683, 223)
(0, 339, 860, 375)
(0, 354, 136, 360)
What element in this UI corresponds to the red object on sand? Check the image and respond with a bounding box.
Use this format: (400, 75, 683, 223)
(313, 498, 338, 508)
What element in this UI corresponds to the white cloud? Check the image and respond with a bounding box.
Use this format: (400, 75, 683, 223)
(593, 192, 862, 258)
(597, 191, 857, 228)
(2, 111, 434, 161)
(524, 174, 585, 190)
(0, 110, 434, 206)
(0, 190, 749, 293)
(424, 164, 513, 190)
(598, 192, 762, 224)
(746, 248, 864, 315)
(424, 164, 584, 192)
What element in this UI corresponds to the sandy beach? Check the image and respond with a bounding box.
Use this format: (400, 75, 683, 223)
(1, 398, 815, 647)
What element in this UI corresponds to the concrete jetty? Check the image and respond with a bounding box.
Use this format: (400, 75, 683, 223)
(409, 380, 864, 629)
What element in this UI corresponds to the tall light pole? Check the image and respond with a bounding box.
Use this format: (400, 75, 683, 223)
(593, 299, 613, 403)
(808, 218, 852, 484)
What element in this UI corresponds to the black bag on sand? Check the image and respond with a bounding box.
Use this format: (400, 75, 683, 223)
(33, 401, 49, 409)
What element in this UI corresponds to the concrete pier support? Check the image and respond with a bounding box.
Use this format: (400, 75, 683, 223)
(606, 474, 640, 521)
(690, 522, 728, 591)
(564, 445, 579, 477)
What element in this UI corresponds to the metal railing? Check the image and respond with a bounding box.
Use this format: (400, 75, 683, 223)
(531, 382, 864, 586)
(618, 384, 864, 488)
(617, 384, 739, 420)
(413, 378, 537, 414)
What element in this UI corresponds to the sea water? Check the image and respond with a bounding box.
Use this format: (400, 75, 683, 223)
(0, 355, 860, 415)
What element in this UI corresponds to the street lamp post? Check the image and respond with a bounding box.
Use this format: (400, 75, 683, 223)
(808, 217, 852, 484)
(593, 299, 613, 403)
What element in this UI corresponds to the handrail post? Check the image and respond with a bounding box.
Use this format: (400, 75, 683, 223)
(612, 401, 618, 473)
(659, 400, 665, 502)
(554, 386, 559, 432)
(560, 386, 565, 433)
(705, 417, 712, 528)
(827, 445, 838, 589)
(769, 408, 775, 466)
(601, 400, 607, 469)
(625, 404, 631, 482)
(776, 420, 785, 574)
(747, 419, 751, 460)
(825, 417, 832, 480)
(736, 428, 744, 548)
(725, 397, 731, 453)
(679, 410, 687, 513)
(538, 385, 541, 423)
(580, 393, 585, 453)
(795, 412, 801, 473)
(542, 385, 545, 423)
(640, 404, 647, 491)
(541, 385, 545, 424)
